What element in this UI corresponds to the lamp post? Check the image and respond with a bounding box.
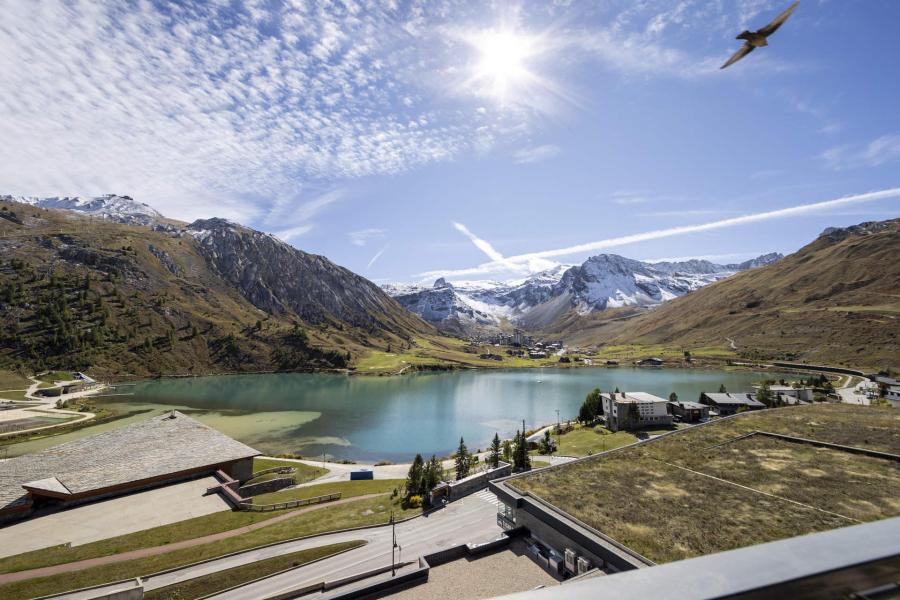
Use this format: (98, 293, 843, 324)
(391, 511, 397, 576)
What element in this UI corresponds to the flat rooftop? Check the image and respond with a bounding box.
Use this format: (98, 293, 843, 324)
(0, 411, 259, 512)
(507, 404, 900, 564)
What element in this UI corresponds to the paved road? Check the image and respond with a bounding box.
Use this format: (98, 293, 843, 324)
(837, 377, 871, 406)
(202, 489, 503, 600)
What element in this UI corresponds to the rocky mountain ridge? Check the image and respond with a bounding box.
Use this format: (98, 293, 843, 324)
(385, 252, 782, 334)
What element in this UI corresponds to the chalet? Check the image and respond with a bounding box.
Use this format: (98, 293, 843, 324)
(636, 357, 663, 366)
(700, 392, 765, 416)
(667, 401, 709, 423)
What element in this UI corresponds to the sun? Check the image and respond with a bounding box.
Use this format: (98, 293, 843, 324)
(471, 29, 538, 101)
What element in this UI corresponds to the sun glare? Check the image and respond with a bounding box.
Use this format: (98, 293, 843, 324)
(472, 30, 536, 101)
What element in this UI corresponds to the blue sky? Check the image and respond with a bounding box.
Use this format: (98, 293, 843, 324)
(1, 0, 898, 283)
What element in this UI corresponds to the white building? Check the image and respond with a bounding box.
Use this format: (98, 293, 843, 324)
(601, 392, 673, 432)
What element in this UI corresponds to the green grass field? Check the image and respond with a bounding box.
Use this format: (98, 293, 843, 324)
(0, 493, 420, 599)
(253, 478, 404, 505)
(554, 425, 638, 457)
(250, 457, 326, 485)
(0, 370, 30, 390)
(143, 541, 365, 600)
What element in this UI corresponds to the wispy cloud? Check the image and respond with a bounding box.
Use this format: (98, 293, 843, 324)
(349, 228, 388, 247)
(821, 135, 900, 171)
(270, 189, 343, 241)
(275, 224, 314, 242)
(366, 245, 389, 270)
(513, 144, 561, 164)
(422, 188, 900, 279)
(0, 2, 512, 223)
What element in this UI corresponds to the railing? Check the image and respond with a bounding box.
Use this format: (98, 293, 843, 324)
(241, 492, 341, 512)
(249, 466, 296, 479)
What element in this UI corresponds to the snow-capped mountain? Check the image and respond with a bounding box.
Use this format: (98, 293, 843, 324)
(3, 194, 164, 226)
(384, 253, 782, 333)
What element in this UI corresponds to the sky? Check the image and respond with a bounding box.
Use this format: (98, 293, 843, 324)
(1, 0, 898, 284)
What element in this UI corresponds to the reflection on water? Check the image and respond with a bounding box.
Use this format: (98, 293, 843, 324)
(4, 368, 788, 461)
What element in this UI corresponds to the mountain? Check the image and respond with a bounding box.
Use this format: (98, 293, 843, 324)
(601, 219, 900, 369)
(2, 195, 166, 227)
(0, 197, 432, 378)
(385, 254, 781, 335)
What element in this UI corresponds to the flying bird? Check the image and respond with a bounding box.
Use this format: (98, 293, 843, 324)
(721, 1, 799, 69)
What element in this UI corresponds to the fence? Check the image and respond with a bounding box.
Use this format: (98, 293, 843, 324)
(241, 492, 341, 512)
(249, 466, 296, 479)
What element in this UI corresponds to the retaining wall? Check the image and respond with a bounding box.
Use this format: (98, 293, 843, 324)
(446, 461, 512, 500)
(238, 477, 295, 497)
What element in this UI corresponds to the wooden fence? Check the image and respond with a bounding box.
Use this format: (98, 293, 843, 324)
(241, 492, 341, 512)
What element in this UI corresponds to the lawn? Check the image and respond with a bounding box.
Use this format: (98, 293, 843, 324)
(253, 479, 404, 505)
(0, 494, 420, 599)
(0, 370, 29, 390)
(249, 457, 326, 485)
(510, 404, 900, 564)
(355, 336, 564, 374)
(593, 344, 736, 362)
(0, 390, 32, 401)
(554, 424, 638, 457)
(143, 540, 365, 600)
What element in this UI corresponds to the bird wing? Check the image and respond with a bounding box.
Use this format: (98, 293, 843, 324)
(759, 1, 799, 37)
(720, 43, 755, 69)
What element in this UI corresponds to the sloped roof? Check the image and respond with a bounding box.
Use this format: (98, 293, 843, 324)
(0, 411, 259, 512)
(702, 393, 765, 407)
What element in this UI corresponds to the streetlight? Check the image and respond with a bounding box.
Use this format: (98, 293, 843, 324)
(391, 511, 398, 576)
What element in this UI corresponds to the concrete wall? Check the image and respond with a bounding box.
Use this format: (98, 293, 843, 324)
(227, 457, 255, 483)
(447, 462, 512, 500)
(238, 476, 294, 497)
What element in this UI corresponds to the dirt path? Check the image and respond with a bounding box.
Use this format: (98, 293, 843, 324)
(0, 493, 390, 584)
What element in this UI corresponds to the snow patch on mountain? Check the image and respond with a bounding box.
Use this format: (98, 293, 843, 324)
(385, 252, 782, 331)
(5, 194, 164, 226)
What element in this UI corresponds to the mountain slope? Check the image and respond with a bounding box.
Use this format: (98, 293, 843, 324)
(604, 219, 900, 369)
(0, 198, 431, 377)
(2, 194, 168, 227)
(387, 254, 781, 335)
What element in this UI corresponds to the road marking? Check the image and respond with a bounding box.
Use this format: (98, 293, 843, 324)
(473, 489, 501, 507)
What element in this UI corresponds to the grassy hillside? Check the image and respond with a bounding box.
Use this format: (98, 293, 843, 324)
(601, 219, 900, 370)
(0, 200, 427, 378)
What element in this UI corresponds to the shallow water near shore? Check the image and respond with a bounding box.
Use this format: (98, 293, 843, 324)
(4, 368, 789, 461)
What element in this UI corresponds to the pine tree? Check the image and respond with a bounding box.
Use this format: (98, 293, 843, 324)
(405, 454, 425, 498)
(719, 384, 728, 393)
(488, 433, 502, 468)
(454, 437, 470, 480)
(669, 392, 678, 402)
(502, 439, 513, 462)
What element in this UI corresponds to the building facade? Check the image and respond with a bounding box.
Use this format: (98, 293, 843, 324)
(601, 392, 673, 432)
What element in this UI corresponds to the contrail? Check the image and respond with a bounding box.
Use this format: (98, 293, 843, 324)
(421, 187, 900, 279)
(452, 222, 507, 263)
(366, 245, 388, 270)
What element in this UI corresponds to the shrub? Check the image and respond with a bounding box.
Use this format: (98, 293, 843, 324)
(407, 495, 423, 508)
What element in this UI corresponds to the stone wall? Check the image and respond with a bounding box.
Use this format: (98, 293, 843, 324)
(238, 476, 295, 497)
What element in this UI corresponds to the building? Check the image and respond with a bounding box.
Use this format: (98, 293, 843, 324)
(874, 376, 900, 402)
(700, 392, 766, 416)
(636, 357, 663, 366)
(766, 386, 814, 402)
(601, 392, 673, 431)
(667, 401, 709, 423)
(0, 410, 259, 522)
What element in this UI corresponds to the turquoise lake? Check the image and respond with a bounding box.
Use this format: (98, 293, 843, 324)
(8, 368, 788, 461)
